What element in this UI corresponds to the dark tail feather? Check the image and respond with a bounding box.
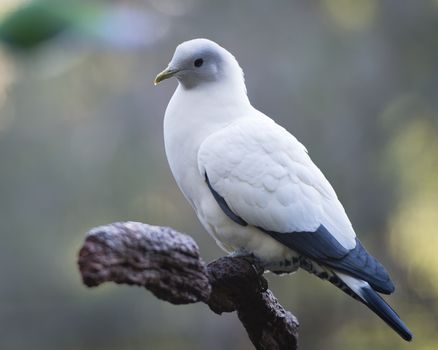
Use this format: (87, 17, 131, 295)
(360, 286, 413, 341)
(334, 272, 413, 341)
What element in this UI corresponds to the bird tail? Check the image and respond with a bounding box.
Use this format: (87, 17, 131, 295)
(336, 272, 413, 341)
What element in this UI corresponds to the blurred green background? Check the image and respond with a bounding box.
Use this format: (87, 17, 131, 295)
(0, 0, 437, 349)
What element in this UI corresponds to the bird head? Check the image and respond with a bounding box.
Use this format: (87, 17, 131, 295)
(154, 38, 245, 91)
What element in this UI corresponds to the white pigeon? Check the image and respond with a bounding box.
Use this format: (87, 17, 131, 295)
(154, 38, 412, 341)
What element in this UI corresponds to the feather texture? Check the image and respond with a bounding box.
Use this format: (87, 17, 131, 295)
(161, 38, 412, 341)
(198, 116, 356, 249)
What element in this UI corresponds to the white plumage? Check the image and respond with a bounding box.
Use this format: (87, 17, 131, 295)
(155, 38, 412, 341)
(198, 116, 356, 249)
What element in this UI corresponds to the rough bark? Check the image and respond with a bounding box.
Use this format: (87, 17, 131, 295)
(78, 221, 299, 350)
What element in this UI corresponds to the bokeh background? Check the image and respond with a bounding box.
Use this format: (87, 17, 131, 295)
(0, 0, 437, 349)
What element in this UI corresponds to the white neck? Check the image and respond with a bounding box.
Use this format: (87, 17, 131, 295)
(167, 76, 252, 132)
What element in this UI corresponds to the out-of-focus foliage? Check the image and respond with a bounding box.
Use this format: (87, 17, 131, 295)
(0, 1, 437, 349)
(0, 0, 167, 51)
(0, 0, 69, 48)
(388, 117, 438, 293)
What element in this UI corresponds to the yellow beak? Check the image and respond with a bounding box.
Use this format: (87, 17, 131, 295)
(154, 67, 179, 85)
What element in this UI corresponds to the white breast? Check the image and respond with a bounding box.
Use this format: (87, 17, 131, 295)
(163, 85, 293, 261)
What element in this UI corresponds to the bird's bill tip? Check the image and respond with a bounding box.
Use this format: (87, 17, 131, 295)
(154, 67, 178, 85)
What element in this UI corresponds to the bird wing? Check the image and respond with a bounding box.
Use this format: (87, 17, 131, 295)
(198, 116, 394, 293)
(198, 116, 356, 250)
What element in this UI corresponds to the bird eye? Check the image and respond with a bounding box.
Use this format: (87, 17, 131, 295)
(194, 58, 204, 67)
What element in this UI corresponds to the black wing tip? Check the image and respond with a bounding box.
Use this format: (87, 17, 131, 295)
(332, 238, 396, 295)
(260, 225, 397, 295)
(383, 281, 395, 295)
(365, 275, 395, 295)
(361, 286, 413, 342)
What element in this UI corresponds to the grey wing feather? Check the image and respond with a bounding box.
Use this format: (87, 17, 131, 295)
(261, 226, 395, 294)
(205, 172, 394, 294)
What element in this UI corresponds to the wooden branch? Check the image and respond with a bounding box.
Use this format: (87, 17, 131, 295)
(78, 221, 299, 350)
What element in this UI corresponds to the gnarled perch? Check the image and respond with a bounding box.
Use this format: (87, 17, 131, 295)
(77, 221, 299, 350)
